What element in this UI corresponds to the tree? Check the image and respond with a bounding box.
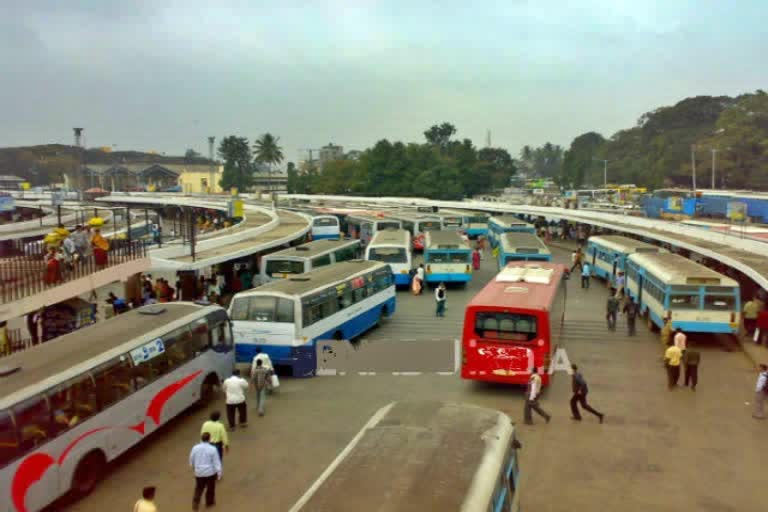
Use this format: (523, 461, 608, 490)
(217, 136, 253, 192)
(253, 133, 285, 191)
(424, 122, 457, 152)
(561, 132, 605, 187)
(184, 148, 202, 160)
(286, 162, 298, 193)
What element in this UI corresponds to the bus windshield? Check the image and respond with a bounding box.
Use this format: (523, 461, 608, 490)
(474, 312, 537, 341)
(313, 217, 337, 226)
(265, 259, 306, 277)
(230, 296, 295, 322)
(428, 251, 469, 263)
(369, 247, 408, 263)
(377, 221, 400, 230)
(420, 221, 441, 232)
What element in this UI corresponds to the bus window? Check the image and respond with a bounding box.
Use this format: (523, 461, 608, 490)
(368, 248, 407, 263)
(670, 294, 699, 309)
(233, 296, 278, 322)
(312, 254, 332, 268)
(210, 321, 233, 351)
(338, 288, 353, 309)
(93, 357, 135, 408)
(475, 312, 537, 342)
(13, 396, 51, 452)
(334, 246, 359, 262)
(49, 374, 97, 434)
(703, 295, 734, 310)
(276, 298, 295, 323)
(0, 410, 19, 467)
(190, 318, 211, 353)
(450, 252, 469, 263)
(164, 326, 196, 366)
(265, 259, 305, 277)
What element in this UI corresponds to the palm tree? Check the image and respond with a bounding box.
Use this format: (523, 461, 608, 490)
(253, 133, 284, 191)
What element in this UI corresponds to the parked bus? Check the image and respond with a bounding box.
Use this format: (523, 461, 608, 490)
(465, 213, 490, 238)
(388, 213, 441, 251)
(365, 229, 413, 287)
(345, 213, 402, 245)
(289, 401, 520, 512)
(230, 261, 396, 376)
(462, 263, 567, 386)
(0, 303, 233, 512)
(260, 239, 362, 282)
(310, 215, 341, 240)
(625, 252, 740, 333)
(488, 216, 536, 248)
(586, 235, 662, 287)
(497, 232, 552, 269)
(438, 212, 464, 230)
(423, 230, 473, 285)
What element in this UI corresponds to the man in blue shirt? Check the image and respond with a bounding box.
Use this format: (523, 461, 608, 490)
(581, 262, 591, 289)
(189, 432, 222, 510)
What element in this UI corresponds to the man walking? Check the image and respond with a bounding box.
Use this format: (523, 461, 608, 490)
(754, 364, 768, 420)
(200, 411, 229, 463)
(570, 248, 583, 272)
(674, 328, 687, 356)
(623, 297, 638, 336)
(683, 347, 700, 391)
(222, 369, 249, 430)
(570, 364, 604, 423)
(435, 283, 447, 317)
(415, 264, 425, 295)
(743, 297, 760, 337)
(606, 290, 619, 331)
(524, 367, 551, 425)
(189, 433, 221, 510)
(252, 359, 271, 417)
(133, 486, 158, 512)
(756, 307, 768, 346)
(580, 262, 591, 289)
(664, 343, 683, 390)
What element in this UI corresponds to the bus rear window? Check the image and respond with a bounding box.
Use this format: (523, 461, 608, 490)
(703, 295, 735, 311)
(428, 251, 469, 264)
(265, 259, 306, 277)
(474, 313, 537, 341)
(377, 221, 400, 230)
(369, 248, 407, 263)
(670, 295, 699, 309)
(231, 296, 294, 323)
(313, 217, 337, 226)
(420, 222, 441, 231)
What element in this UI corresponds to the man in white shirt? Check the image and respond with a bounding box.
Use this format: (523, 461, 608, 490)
(754, 364, 768, 420)
(189, 433, 222, 510)
(222, 369, 249, 430)
(523, 367, 551, 425)
(415, 264, 425, 295)
(674, 328, 687, 355)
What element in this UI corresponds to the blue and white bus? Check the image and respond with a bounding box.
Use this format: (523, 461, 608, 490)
(424, 230, 473, 285)
(488, 215, 536, 248)
(365, 229, 413, 287)
(311, 215, 341, 240)
(387, 212, 441, 251)
(586, 235, 663, 287)
(497, 232, 551, 269)
(625, 252, 740, 333)
(464, 213, 490, 238)
(346, 213, 402, 245)
(259, 239, 362, 282)
(229, 261, 396, 376)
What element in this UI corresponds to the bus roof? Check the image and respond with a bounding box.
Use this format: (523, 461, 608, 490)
(500, 232, 550, 254)
(488, 215, 531, 228)
(588, 235, 661, 254)
(386, 212, 441, 222)
(467, 262, 565, 313)
(291, 401, 513, 512)
(628, 252, 738, 287)
(345, 212, 390, 222)
(0, 303, 217, 403)
(265, 239, 359, 260)
(424, 230, 470, 250)
(368, 228, 410, 247)
(240, 260, 385, 297)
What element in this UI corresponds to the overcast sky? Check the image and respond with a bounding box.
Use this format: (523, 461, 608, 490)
(1, 1, 766, 163)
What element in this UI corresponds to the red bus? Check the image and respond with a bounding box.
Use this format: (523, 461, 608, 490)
(461, 262, 567, 386)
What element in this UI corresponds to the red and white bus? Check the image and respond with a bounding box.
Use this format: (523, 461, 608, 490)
(461, 263, 567, 386)
(0, 303, 233, 512)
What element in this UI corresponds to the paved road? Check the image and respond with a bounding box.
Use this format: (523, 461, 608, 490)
(63, 248, 764, 512)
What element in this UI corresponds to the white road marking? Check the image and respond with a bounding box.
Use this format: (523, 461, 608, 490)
(288, 402, 395, 512)
(392, 371, 421, 376)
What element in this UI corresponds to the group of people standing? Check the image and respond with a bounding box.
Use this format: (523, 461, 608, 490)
(44, 223, 110, 285)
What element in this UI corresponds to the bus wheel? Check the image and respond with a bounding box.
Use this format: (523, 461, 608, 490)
(72, 450, 106, 497)
(199, 374, 219, 406)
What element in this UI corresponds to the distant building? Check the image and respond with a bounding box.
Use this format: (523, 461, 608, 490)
(319, 143, 344, 168)
(75, 163, 223, 193)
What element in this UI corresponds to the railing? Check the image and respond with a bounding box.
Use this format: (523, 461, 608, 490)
(1, 328, 34, 358)
(0, 239, 147, 304)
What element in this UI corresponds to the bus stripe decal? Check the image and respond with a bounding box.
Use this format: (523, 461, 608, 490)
(145, 370, 202, 426)
(12, 453, 55, 512)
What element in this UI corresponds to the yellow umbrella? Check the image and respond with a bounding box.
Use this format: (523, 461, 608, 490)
(88, 217, 105, 227)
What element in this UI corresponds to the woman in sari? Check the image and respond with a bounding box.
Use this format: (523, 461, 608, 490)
(91, 229, 109, 266)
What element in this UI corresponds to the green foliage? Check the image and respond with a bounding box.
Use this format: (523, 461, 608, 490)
(561, 132, 605, 187)
(424, 122, 457, 152)
(253, 133, 284, 169)
(218, 135, 253, 192)
(517, 143, 563, 179)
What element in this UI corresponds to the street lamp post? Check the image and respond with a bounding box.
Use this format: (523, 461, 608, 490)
(711, 148, 718, 190)
(592, 158, 610, 188)
(691, 145, 697, 192)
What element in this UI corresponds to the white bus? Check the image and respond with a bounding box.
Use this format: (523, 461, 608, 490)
(387, 213, 441, 251)
(625, 252, 741, 333)
(311, 215, 341, 240)
(365, 229, 413, 287)
(230, 261, 396, 377)
(424, 230, 473, 285)
(0, 303, 233, 512)
(260, 239, 362, 282)
(289, 401, 520, 512)
(345, 213, 402, 245)
(488, 216, 536, 248)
